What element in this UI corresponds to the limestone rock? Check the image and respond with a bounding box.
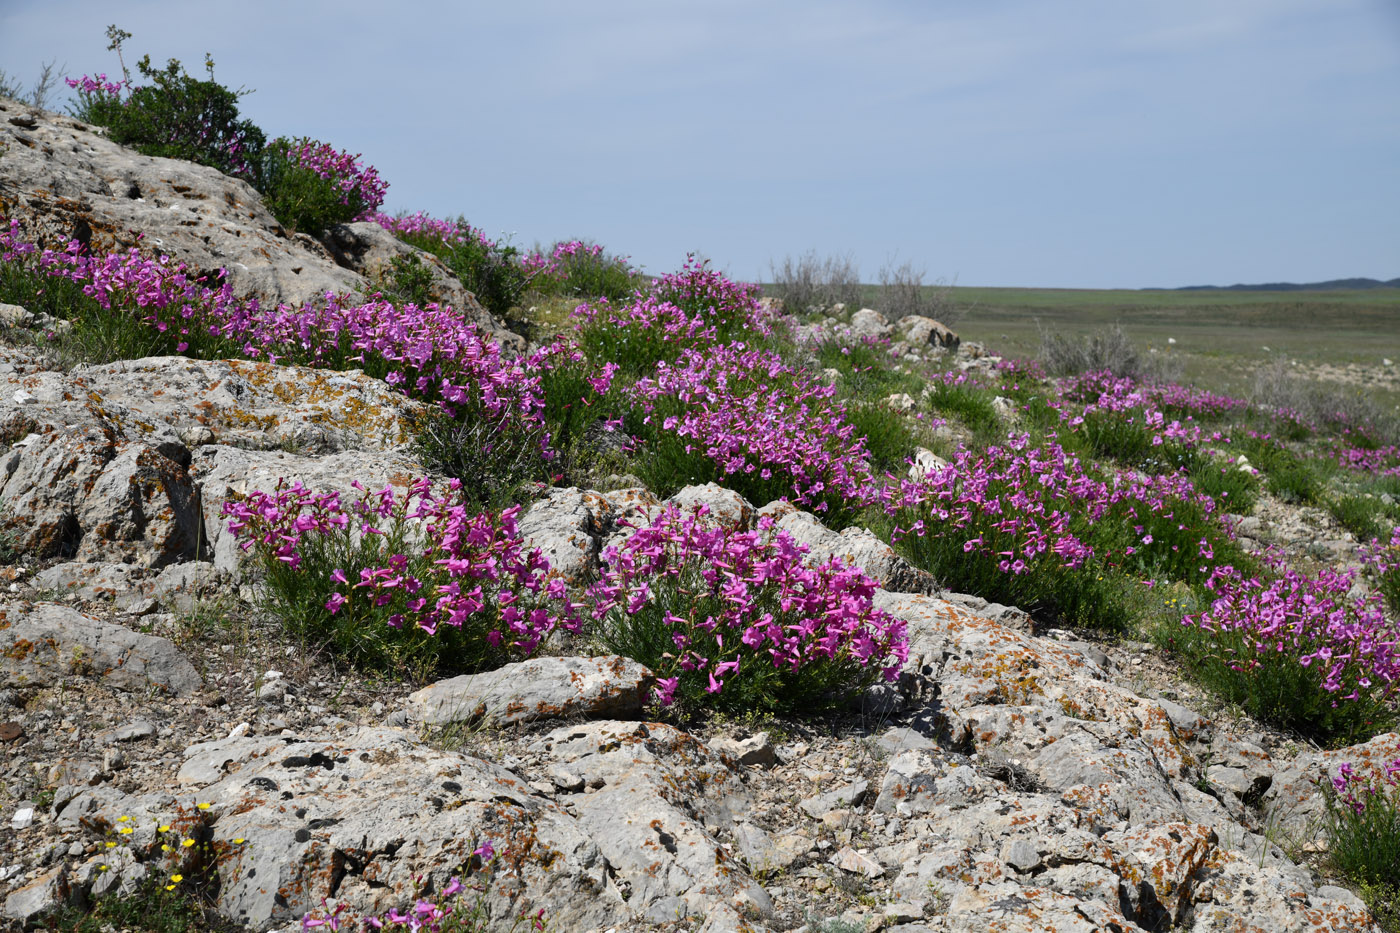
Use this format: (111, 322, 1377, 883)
(0, 602, 201, 695)
(517, 487, 616, 582)
(403, 656, 654, 727)
(897, 315, 959, 351)
(80, 356, 425, 454)
(848, 308, 892, 338)
(767, 508, 936, 594)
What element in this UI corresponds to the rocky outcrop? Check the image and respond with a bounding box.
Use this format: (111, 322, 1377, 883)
(0, 97, 511, 346)
(0, 97, 360, 309)
(0, 353, 425, 570)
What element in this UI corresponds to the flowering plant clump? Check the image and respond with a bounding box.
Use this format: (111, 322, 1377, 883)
(1363, 527, 1400, 615)
(524, 239, 640, 302)
(65, 72, 134, 127)
(41, 806, 244, 929)
(261, 136, 388, 234)
(885, 432, 1243, 629)
(628, 344, 879, 523)
(571, 295, 725, 377)
(0, 222, 546, 438)
(651, 254, 771, 343)
(1175, 565, 1400, 744)
(1322, 750, 1400, 914)
(588, 506, 908, 712)
(224, 478, 577, 674)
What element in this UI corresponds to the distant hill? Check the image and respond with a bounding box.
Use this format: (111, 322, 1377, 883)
(1162, 277, 1400, 292)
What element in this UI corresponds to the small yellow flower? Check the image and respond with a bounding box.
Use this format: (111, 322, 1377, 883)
(170, 874, 183, 883)
(161, 844, 171, 853)
(105, 842, 116, 849)
(98, 865, 108, 872)
(233, 838, 246, 845)
(119, 827, 133, 835)
(196, 803, 210, 811)
(165, 884, 176, 891)
(182, 838, 196, 848)
(158, 825, 171, 833)
(117, 815, 130, 823)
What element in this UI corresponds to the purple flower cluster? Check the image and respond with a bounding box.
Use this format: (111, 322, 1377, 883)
(589, 505, 908, 705)
(1330, 751, 1400, 815)
(64, 72, 132, 97)
(0, 221, 544, 430)
(277, 137, 388, 219)
(651, 254, 772, 339)
(522, 239, 635, 278)
(1184, 565, 1400, 704)
(223, 478, 577, 654)
(370, 212, 494, 250)
(629, 345, 880, 512)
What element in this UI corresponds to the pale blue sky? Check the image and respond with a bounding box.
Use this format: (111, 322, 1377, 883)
(3, 0, 1397, 287)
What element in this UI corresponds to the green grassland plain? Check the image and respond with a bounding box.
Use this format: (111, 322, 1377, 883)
(932, 286, 1400, 406)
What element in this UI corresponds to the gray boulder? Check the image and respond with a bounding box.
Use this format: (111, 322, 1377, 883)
(403, 656, 654, 726)
(0, 601, 202, 695)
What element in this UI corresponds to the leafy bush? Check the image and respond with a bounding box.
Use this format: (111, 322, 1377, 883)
(1040, 325, 1142, 379)
(844, 401, 919, 475)
(1236, 433, 1330, 505)
(652, 255, 768, 344)
(627, 345, 877, 524)
(811, 336, 921, 401)
(876, 258, 956, 324)
(259, 136, 387, 235)
(372, 252, 437, 308)
(71, 50, 266, 182)
(1169, 565, 1400, 745)
(588, 506, 908, 713)
(224, 479, 576, 676)
(573, 294, 721, 379)
(413, 412, 547, 511)
(924, 378, 1000, 434)
(768, 250, 863, 315)
(1189, 458, 1260, 515)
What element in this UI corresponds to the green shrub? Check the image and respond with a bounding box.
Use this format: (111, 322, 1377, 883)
(813, 337, 921, 401)
(372, 253, 437, 308)
(1237, 434, 1331, 505)
(259, 140, 357, 235)
(1190, 458, 1261, 515)
(534, 240, 640, 302)
(84, 51, 265, 183)
(412, 412, 547, 511)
